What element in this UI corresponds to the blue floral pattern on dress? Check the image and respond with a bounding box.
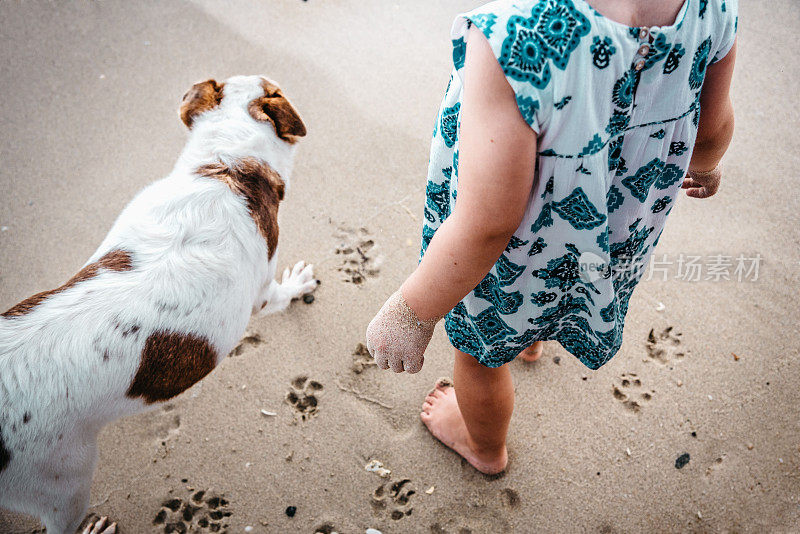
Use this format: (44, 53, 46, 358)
(531, 203, 554, 233)
(426, 180, 451, 220)
(473, 273, 525, 314)
(622, 158, 683, 202)
(606, 184, 624, 213)
(651, 196, 672, 213)
(554, 95, 572, 109)
(530, 0, 591, 69)
(424, 207, 436, 223)
(642, 33, 671, 71)
(528, 236, 547, 256)
(445, 303, 485, 355)
(532, 243, 600, 296)
(608, 136, 627, 175)
(506, 235, 530, 251)
(516, 95, 540, 126)
(590, 36, 616, 69)
(664, 43, 685, 74)
(669, 141, 688, 156)
(579, 134, 604, 156)
(689, 37, 712, 89)
(495, 255, 527, 286)
(551, 187, 607, 229)
(420, 224, 435, 255)
(452, 37, 467, 70)
(612, 69, 637, 109)
(596, 227, 609, 252)
(499, 0, 590, 88)
(606, 109, 631, 135)
(470, 13, 498, 36)
(440, 103, 461, 147)
(472, 306, 518, 344)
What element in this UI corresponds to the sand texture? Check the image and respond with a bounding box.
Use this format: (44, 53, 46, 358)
(1, 1, 798, 532)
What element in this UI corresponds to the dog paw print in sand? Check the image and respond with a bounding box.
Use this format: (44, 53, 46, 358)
(646, 326, 687, 365)
(612, 373, 655, 413)
(153, 488, 232, 533)
(229, 330, 262, 357)
(705, 455, 726, 477)
(351, 342, 376, 374)
(334, 226, 382, 284)
(137, 402, 182, 442)
(372, 478, 416, 521)
(285, 375, 323, 420)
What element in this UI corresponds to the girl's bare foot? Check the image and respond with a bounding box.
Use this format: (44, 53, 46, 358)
(518, 341, 544, 362)
(420, 381, 508, 474)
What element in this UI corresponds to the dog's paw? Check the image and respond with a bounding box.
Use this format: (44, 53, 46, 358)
(281, 260, 317, 300)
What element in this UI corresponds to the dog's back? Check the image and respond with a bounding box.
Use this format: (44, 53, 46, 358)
(0, 171, 262, 513)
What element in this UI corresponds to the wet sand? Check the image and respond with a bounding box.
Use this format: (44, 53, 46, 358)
(1, 1, 799, 532)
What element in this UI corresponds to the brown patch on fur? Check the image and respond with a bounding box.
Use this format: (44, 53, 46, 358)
(126, 331, 217, 404)
(180, 79, 224, 128)
(248, 78, 306, 143)
(2, 249, 133, 318)
(197, 159, 284, 257)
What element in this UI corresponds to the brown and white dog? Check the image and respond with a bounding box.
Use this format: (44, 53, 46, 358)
(0, 75, 316, 533)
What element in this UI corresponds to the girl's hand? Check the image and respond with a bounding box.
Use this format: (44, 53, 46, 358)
(681, 165, 722, 198)
(366, 290, 441, 374)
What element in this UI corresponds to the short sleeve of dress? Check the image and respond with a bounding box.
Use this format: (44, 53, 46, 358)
(710, 0, 738, 64)
(451, 1, 589, 134)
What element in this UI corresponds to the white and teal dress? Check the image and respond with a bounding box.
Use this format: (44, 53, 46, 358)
(421, 0, 738, 369)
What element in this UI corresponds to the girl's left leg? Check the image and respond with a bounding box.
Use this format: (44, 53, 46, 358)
(420, 349, 513, 474)
(518, 340, 544, 362)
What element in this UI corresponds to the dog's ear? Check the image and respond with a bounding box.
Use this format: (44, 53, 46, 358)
(248, 82, 306, 143)
(180, 79, 224, 128)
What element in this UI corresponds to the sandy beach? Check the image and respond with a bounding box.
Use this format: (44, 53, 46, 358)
(1, 1, 799, 532)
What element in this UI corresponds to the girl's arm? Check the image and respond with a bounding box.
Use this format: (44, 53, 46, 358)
(366, 26, 538, 373)
(682, 38, 737, 198)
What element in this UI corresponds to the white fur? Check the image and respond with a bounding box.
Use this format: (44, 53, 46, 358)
(0, 75, 315, 533)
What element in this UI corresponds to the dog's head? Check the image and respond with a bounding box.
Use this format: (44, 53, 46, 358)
(179, 75, 306, 144)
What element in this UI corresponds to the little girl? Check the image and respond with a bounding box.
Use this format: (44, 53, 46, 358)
(367, 0, 737, 474)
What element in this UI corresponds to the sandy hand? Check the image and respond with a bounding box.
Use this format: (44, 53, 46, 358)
(682, 165, 722, 199)
(366, 290, 441, 374)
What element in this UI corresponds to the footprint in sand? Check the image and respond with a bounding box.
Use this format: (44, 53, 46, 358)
(430, 503, 510, 533)
(612, 373, 655, 413)
(500, 488, 521, 508)
(285, 376, 324, 421)
(153, 486, 232, 533)
(351, 342, 376, 374)
(646, 326, 687, 365)
(136, 402, 182, 442)
(705, 455, 726, 477)
(371, 478, 416, 521)
(334, 226, 382, 284)
(228, 329, 263, 357)
(313, 523, 340, 534)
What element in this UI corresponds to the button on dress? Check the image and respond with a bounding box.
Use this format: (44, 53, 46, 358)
(421, 0, 738, 369)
